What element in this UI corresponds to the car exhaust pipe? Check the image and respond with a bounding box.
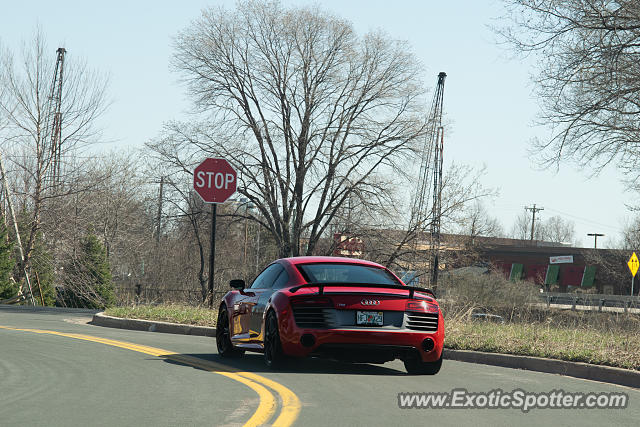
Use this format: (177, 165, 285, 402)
(422, 338, 435, 352)
(300, 333, 316, 348)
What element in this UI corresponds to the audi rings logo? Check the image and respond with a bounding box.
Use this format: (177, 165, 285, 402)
(361, 299, 380, 306)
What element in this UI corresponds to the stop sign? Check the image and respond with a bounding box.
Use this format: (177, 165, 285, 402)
(193, 158, 237, 203)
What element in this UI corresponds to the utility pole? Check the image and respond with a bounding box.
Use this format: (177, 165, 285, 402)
(587, 233, 604, 248)
(255, 224, 261, 275)
(242, 199, 249, 273)
(525, 204, 544, 241)
(155, 176, 164, 242)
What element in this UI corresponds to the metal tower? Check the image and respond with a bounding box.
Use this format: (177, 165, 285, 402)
(46, 47, 66, 188)
(410, 72, 446, 291)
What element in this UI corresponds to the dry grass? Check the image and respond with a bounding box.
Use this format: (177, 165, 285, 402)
(445, 318, 640, 370)
(105, 304, 218, 327)
(104, 273, 640, 370)
(440, 271, 640, 370)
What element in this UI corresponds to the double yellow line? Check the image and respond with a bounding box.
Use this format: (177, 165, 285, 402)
(0, 325, 301, 426)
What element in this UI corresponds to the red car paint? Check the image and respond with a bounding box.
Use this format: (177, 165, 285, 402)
(220, 256, 444, 365)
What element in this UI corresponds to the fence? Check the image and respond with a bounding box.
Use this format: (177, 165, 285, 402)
(540, 292, 640, 312)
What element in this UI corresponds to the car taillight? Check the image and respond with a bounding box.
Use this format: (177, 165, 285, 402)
(290, 297, 333, 308)
(406, 300, 439, 313)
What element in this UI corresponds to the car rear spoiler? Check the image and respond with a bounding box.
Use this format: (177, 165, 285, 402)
(288, 282, 436, 299)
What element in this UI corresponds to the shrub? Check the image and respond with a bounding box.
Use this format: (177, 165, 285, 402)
(438, 270, 540, 322)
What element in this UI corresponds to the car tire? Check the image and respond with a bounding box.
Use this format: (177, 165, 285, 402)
(216, 306, 244, 357)
(264, 310, 285, 369)
(404, 354, 442, 375)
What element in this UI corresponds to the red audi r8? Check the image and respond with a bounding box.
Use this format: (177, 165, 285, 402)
(216, 256, 444, 374)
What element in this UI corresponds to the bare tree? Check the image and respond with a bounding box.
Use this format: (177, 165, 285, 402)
(150, 0, 427, 258)
(540, 215, 575, 244)
(457, 201, 504, 240)
(509, 209, 575, 244)
(509, 210, 531, 240)
(497, 1, 640, 179)
(64, 154, 153, 275)
(0, 29, 109, 280)
(160, 175, 210, 298)
(618, 215, 640, 250)
(370, 163, 497, 272)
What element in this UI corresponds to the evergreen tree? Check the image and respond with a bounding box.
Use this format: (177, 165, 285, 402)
(62, 232, 115, 308)
(0, 218, 17, 300)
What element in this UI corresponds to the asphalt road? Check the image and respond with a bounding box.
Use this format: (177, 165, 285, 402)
(1, 306, 639, 427)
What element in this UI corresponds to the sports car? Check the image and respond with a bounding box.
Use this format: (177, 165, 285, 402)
(216, 256, 444, 374)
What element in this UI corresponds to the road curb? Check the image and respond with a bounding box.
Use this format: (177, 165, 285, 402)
(91, 312, 639, 389)
(444, 349, 640, 389)
(90, 312, 216, 337)
(1, 304, 100, 314)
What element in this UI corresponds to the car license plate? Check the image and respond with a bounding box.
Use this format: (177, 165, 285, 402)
(356, 311, 383, 326)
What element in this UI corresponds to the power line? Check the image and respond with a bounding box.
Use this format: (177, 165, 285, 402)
(495, 203, 625, 235)
(544, 207, 626, 233)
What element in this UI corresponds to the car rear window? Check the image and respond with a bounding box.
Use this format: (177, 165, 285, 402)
(297, 263, 401, 285)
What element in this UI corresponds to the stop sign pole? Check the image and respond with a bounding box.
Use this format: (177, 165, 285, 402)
(193, 158, 237, 308)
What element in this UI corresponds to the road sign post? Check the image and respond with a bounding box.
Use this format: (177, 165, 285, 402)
(208, 203, 217, 308)
(627, 252, 639, 297)
(194, 158, 237, 308)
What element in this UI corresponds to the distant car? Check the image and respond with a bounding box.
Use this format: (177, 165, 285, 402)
(216, 256, 444, 374)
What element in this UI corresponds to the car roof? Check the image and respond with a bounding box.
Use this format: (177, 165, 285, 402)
(280, 256, 385, 269)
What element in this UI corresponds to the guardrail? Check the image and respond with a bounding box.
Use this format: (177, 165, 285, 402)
(540, 292, 640, 312)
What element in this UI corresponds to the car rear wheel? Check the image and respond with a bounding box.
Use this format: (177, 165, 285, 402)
(404, 354, 442, 375)
(216, 306, 243, 357)
(264, 311, 285, 369)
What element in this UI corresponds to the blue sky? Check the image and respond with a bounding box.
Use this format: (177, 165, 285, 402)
(1, 0, 631, 247)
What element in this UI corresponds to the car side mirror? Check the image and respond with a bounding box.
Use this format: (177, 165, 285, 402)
(230, 279, 245, 290)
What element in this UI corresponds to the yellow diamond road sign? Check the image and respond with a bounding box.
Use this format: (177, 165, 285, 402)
(628, 252, 639, 277)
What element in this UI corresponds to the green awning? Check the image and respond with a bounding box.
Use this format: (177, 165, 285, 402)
(509, 263, 523, 282)
(545, 264, 560, 285)
(581, 265, 596, 288)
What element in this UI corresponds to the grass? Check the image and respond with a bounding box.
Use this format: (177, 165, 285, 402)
(105, 285, 640, 371)
(105, 304, 218, 327)
(437, 271, 640, 371)
(445, 317, 640, 371)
